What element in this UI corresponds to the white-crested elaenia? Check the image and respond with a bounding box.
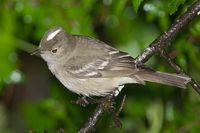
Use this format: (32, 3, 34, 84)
(32, 27, 191, 97)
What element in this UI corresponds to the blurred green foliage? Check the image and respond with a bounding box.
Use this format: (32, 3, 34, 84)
(0, 0, 200, 133)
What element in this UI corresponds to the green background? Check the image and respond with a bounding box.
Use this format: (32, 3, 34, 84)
(0, 0, 200, 132)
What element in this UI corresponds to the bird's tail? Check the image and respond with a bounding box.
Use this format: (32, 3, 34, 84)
(135, 70, 191, 88)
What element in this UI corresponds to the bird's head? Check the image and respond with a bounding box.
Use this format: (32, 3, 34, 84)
(32, 27, 74, 64)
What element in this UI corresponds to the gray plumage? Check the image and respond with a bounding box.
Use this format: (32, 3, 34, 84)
(33, 27, 191, 96)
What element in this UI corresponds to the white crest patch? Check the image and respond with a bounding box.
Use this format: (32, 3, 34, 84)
(47, 29, 61, 41)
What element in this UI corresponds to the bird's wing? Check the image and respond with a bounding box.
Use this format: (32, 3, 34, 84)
(64, 35, 139, 78)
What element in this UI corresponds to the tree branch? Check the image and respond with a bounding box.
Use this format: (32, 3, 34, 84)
(134, 0, 200, 63)
(79, 1, 200, 132)
(79, 95, 115, 133)
(79, 104, 104, 133)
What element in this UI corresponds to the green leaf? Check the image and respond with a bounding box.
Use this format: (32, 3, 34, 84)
(132, 0, 143, 12)
(167, 0, 186, 15)
(113, 0, 127, 15)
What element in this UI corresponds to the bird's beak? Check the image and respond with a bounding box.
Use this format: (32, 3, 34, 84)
(31, 48, 41, 56)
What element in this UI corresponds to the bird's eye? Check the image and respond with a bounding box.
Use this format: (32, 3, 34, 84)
(51, 48, 57, 53)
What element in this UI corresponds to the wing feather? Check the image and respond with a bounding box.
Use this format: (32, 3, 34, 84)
(65, 35, 138, 78)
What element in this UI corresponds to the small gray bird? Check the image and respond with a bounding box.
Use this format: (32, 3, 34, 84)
(32, 27, 191, 97)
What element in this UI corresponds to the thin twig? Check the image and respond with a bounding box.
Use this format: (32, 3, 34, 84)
(116, 95, 126, 116)
(79, 1, 200, 132)
(160, 49, 183, 73)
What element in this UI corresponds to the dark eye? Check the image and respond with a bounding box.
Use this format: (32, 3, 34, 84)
(51, 48, 57, 53)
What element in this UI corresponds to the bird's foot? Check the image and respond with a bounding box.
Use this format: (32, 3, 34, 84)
(72, 96, 89, 107)
(72, 96, 101, 107)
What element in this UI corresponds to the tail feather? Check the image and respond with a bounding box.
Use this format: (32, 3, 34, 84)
(135, 71, 191, 88)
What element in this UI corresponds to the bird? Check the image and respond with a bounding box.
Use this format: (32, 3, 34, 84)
(32, 27, 191, 97)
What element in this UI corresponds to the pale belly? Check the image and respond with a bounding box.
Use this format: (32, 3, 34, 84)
(48, 64, 137, 96)
(56, 74, 137, 96)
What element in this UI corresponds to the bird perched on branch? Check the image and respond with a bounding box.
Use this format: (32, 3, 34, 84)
(32, 27, 191, 97)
